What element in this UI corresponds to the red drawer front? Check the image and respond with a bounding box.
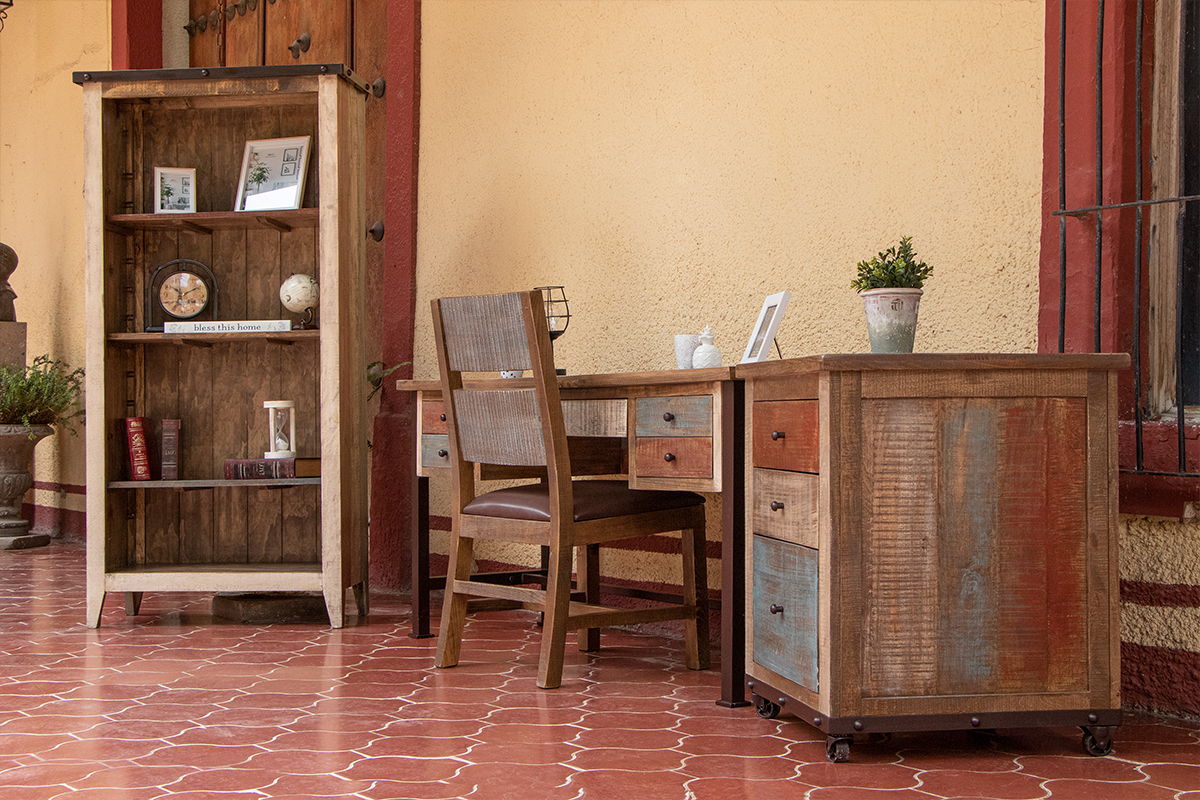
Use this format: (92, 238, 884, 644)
(422, 400, 448, 434)
(753, 400, 819, 473)
(635, 437, 713, 479)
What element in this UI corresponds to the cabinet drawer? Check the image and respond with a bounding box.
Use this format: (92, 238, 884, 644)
(634, 437, 712, 478)
(753, 400, 819, 473)
(420, 434, 451, 469)
(752, 535, 818, 691)
(421, 400, 448, 434)
(752, 468, 819, 549)
(635, 396, 712, 437)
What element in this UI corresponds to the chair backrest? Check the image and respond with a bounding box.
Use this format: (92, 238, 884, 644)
(431, 290, 572, 515)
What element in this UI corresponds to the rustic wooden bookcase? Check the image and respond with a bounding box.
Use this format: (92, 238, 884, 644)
(76, 66, 369, 628)
(737, 354, 1128, 761)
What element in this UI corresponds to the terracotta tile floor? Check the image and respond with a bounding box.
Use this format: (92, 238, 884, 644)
(2, 544, 1199, 799)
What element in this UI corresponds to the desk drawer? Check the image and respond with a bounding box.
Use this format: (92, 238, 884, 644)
(422, 400, 448, 434)
(635, 396, 713, 437)
(752, 534, 818, 691)
(753, 400, 819, 473)
(420, 434, 451, 469)
(635, 437, 712, 478)
(752, 468, 819, 549)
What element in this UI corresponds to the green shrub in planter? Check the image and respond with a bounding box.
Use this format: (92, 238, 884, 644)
(850, 235, 933, 292)
(0, 355, 84, 432)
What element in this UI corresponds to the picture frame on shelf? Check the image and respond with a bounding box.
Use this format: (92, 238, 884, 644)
(234, 135, 311, 212)
(153, 167, 196, 214)
(740, 291, 791, 363)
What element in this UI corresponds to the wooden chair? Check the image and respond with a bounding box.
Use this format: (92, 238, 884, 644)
(431, 290, 710, 689)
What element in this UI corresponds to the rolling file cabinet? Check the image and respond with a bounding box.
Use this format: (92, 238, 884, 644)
(737, 354, 1128, 761)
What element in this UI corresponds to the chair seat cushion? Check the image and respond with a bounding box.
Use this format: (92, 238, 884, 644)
(462, 480, 704, 522)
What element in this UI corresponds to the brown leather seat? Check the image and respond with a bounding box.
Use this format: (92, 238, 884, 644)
(463, 480, 703, 522)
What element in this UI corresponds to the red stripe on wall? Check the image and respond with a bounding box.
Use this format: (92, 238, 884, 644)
(1121, 580, 1200, 608)
(1122, 642, 1200, 717)
(21, 504, 84, 542)
(426, 514, 722, 559)
(31, 481, 86, 496)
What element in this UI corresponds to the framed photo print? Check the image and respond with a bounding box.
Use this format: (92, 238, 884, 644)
(740, 291, 791, 363)
(153, 167, 196, 214)
(234, 136, 311, 212)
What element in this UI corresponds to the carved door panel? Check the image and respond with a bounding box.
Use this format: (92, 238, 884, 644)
(224, 0, 264, 67)
(186, 1, 223, 68)
(264, 0, 352, 66)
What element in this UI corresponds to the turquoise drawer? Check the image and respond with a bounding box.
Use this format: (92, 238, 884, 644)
(634, 395, 712, 437)
(421, 434, 451, 469)
(752, 534, 818, 691)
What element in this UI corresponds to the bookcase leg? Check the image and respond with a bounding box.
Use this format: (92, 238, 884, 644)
(352, 582, 369, 617)
(86, 588, 106, 628)
(324, 586, 345, 628)
(123, 592, 143, 616)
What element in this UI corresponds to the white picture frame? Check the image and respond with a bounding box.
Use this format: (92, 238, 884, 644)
(153, 167, 196, 214)
(740, 291, 791, 363)
(234, 136, 311, 212)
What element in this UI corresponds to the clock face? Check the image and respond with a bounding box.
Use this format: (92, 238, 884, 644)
(159, 271, 209, 319)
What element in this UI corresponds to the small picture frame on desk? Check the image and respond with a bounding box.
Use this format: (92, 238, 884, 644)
(740, 291, 791, 363)
(153, 167, 196, 214)
(234, 135, 310, 212)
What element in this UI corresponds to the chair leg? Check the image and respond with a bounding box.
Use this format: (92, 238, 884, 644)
(576, 543, 600, 652)
(434, 530, 476, 669)
(537, 542, 574, 689)
(681, 521, 711, 670)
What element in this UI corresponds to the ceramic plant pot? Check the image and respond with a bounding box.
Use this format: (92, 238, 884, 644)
(859, 287, 923, 354)
(0, 424, 52, 549)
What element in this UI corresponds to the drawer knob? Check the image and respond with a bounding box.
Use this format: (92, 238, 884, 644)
(437, 449, 448, 458)
(771, 430, 786, 441)
(439, 413, 446, 422)
(769, 604, 784, 615)
(663, 452, 676, 462)
(769, 500, 785, 512)
(662, 411, 675, 422)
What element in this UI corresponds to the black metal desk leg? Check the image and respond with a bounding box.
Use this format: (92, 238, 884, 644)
(410, 475, 433, 638)
(718, 379, 748, 707)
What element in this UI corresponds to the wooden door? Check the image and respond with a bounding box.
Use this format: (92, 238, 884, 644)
(187, 1, 223, 68)
(353, 0, 388, 374)
(264, 0, 352, 66)
(225, 0, 264, 67)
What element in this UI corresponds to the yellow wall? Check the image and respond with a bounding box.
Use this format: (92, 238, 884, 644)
(0, 0, 109, 516)
(416, 0, 1045, 580)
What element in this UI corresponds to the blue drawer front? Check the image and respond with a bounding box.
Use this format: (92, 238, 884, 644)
(752, 535, 818, 691)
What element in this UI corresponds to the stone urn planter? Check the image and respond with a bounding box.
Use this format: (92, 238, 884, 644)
(859, 287, 923, 354)
(0, 424, 53, 549)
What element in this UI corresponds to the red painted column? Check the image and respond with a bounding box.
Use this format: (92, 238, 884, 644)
(369, 1, 421, 592)
(111, 0, 162, 70)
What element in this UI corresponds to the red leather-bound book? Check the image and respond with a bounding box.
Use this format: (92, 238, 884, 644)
(124, 417, 151, 481)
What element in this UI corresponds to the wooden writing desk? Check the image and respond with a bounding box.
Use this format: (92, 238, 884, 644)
(397, 368, 748, 706)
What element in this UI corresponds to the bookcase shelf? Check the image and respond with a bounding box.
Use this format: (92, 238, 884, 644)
(108, 331, 319, 345)
(81, 68, 369, 629)
(109, 477, 321, 489)
(107, 208, 319, 234)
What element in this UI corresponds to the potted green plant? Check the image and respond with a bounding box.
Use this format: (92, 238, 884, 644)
(850, 235, 933, 353)
(0, 355, 83, 550)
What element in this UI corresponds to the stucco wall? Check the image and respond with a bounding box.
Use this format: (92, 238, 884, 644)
(415, 0, 1045, 582)
(0, 0, 109, 527)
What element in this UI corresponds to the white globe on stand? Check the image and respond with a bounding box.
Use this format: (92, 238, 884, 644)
(280, 273, 319, 313)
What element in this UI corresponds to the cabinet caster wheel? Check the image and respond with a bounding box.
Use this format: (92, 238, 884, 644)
(1081, 726, 1114, 756)
(753, 694, 781, 720)
(826, 735, 852, 762)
